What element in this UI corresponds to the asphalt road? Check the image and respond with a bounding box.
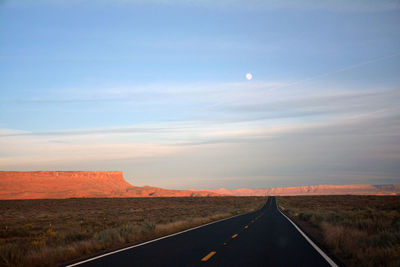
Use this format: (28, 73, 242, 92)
(70, 197, 335, 267)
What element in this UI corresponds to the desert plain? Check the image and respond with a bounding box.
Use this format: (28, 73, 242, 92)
(0, 196, 265, 266)
(1, 171, 400, 266)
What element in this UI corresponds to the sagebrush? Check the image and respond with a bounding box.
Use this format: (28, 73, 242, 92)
(278, 195, 400, 267)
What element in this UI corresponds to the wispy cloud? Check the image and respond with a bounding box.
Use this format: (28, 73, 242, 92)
(1, 103, 398, 158)
(0, 126, 180, 137)
(2, 83, 399, 137)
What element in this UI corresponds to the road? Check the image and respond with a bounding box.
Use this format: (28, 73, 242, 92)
(68, 197, 336, 267)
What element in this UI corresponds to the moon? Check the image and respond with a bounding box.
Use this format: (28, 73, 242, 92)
(246, 73, 253, 80)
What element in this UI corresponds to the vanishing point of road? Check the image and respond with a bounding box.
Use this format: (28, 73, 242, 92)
(68, 197, 337, 267)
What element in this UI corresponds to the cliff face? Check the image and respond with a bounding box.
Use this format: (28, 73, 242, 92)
(208, 184, 400, 196)
(0, 171, 219, 199)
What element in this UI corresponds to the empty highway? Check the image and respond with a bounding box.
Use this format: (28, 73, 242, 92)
(68, 197, 337, 267)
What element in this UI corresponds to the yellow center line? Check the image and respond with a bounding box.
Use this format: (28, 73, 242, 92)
(201, 251, 216, 262)
(244, 225, 248, 229)
(232, 234, 238, 239)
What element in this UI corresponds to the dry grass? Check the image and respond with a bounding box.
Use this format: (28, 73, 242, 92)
(0, 197, 265, 266)
(277, 195, 400, 267)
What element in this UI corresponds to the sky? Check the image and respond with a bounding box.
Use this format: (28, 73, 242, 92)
(1, 0, 400, 189)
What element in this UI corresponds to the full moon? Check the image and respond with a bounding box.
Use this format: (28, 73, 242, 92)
(246, 73, 253, 80)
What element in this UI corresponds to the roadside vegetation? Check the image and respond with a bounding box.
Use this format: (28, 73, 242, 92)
(277, 195, 400, 267)
(0, 197, 265, 266)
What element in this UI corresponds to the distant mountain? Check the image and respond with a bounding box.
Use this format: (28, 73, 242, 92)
(0, 171, 219, 199)
(206, 184, 400, 196)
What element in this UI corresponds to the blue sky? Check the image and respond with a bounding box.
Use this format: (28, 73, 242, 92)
(1, 0, 400, 189)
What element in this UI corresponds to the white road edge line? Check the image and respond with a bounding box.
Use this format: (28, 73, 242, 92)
(275, 198, 338, 267)
(65, 211, 251, 266)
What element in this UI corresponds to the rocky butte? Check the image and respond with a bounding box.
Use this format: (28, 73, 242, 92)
(0, 171, 220, 199)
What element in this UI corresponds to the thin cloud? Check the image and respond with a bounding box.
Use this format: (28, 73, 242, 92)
(2, 88, 399, 138)
(0, 81, 285, 105)
(0, 126, 185, 137)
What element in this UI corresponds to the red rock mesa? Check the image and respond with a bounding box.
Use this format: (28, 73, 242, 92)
(0, 171, 219, 199)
